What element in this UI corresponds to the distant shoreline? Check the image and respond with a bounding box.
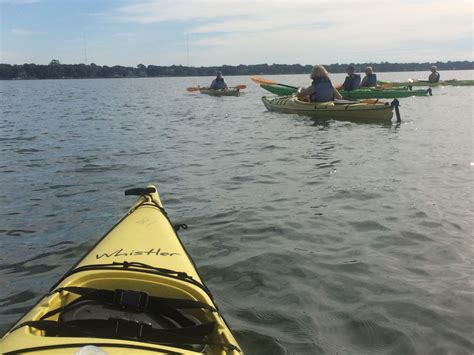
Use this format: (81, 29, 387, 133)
(1, 61, 472, 80)
(3, 69, 473, 82)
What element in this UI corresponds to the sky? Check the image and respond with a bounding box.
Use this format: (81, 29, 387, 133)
(0, 0, 473, 66)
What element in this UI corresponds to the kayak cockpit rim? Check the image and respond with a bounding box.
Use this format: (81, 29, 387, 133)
(47, 262, 212, 298)
(2, 342, 185, 355)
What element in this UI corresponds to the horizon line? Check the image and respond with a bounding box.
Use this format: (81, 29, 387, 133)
(1, 60, 474, 67)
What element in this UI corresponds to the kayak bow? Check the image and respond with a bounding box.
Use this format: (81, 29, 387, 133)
(0, 186, 242, 355)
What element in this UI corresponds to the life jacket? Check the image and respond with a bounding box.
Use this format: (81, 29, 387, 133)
(363, 73, 377, 87)
(343, 74, 361, 91)
(310, 77, 334, 102)
(429, 72, 440, 83)
(211, 78, 226, 89)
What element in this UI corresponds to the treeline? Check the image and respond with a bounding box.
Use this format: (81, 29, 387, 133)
(0, 60, 472, 80)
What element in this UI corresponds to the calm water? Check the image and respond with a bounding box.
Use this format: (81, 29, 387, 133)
(0, 71, 473, 354)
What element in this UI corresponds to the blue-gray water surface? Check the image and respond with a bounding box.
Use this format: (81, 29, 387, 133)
(0, 71, 473, 354)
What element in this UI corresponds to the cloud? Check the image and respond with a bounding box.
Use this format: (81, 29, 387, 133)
(10, 29, 40, 36)
(11, 0, 469, 66)
(189, 17, 329, 35)
(167, 1, 471, 65)
(109, 0, 263, 24)
(0, 0, 42, 4)
(0, 51, 19, 62)
(106, 0, 472, 41)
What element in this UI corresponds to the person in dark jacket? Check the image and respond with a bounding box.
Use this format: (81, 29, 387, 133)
(360, 66, 377, 87)
(210, 71, 228, 90)
(428, 65, 440, 83)
(340, 65, 361, 91)
(297, 65, 342, 102)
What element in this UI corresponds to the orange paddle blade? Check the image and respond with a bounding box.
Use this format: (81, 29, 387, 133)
(235, 84, 246, 90)
(250, 76, 277, 85)
(186, 87, 200, 92)
(360, 99, 381, 104)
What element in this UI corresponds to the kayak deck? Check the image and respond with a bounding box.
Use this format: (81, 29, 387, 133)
(378, 79, 474, 87)
(262, 96, 396, 122)
(340, 87, 431, 99)
(1, 186, 242, 355)
(199, 88, 240, 96)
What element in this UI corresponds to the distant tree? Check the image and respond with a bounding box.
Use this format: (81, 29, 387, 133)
(136, 64, 147, 77)
(22, 63, 37, 78)
(102, 65, 116, 78)
(0, 60, 472, 80)
(0, 64, 16, 79)
(63, 65, 77, 78)
(75, 63, 89, 77)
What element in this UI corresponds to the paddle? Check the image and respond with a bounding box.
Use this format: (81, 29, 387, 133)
(186, 84, 246, 92)
(186, 86, 200, 92)
(250, 76, 298, 89)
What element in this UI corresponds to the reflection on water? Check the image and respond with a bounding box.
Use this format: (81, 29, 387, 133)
(1, 72, 473, 354)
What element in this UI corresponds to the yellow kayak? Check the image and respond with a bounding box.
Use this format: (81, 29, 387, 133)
(0, 186, 242, 355)
(262, 96, 398, 122)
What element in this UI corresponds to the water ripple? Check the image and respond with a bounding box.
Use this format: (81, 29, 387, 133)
(0, 75, 472, 353)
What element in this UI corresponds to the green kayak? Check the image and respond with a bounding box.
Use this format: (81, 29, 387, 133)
(340, 87, 431, 99)
(260, 84, 296, 96)
(378, 79, 474, 87)
(260, 83, 431, 99)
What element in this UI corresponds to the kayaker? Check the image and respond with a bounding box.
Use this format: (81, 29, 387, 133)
(429, 65, 440, 83)
(210, 71, 228, 90)
(360, 66, 377, 87)
(297, 65, 342, 102)
(340, 65, 361, 91)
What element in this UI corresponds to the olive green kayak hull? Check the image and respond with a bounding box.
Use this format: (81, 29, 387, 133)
(199, 88, 240, 96)
(378, 79, 474, 87)
(340, 87, 431, 99)
(262, 96, 394, 122)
